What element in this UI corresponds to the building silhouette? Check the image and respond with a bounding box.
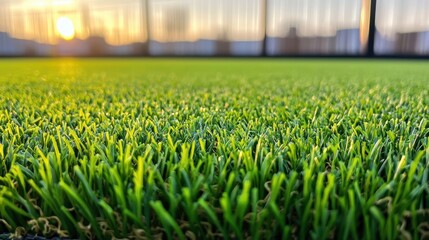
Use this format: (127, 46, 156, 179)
(267, 27, 362, 56)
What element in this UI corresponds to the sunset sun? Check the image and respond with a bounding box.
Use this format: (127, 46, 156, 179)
(56, 16, 75, 40)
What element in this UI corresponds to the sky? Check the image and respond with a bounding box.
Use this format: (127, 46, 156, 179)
(376, 0, 429, 38)
(0, 0, 428, 45)
(267, 0, 361, 37)
(149, 0, 264, 41)
(0, 0, 146, 45)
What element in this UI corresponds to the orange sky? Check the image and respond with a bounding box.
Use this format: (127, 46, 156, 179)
(0, 0, 147, 45)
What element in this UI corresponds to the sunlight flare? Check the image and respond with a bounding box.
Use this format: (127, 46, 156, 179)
(56, 16, 75, 40)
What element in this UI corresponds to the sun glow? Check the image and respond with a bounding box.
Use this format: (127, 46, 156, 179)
(56, 17, 75, 40)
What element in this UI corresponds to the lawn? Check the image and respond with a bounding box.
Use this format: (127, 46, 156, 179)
(0, 59, 428, 239)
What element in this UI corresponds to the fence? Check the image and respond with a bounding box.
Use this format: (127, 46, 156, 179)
(0, 0, 428, 57)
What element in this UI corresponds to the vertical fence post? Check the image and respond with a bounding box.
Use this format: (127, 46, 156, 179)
(261, 0, 268, 57)
(144, 0, 151, 56)
(367, 0, 377, 56)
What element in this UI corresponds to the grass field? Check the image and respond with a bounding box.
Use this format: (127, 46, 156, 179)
(0, 59, 428, 239)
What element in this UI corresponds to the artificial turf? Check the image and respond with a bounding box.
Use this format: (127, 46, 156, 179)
(0, 59, 428, 239)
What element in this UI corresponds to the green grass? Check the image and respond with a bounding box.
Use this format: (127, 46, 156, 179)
(0, 59, 428, 239)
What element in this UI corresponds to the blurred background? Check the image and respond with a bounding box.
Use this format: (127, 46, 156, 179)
(0, 0, 428, 57)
